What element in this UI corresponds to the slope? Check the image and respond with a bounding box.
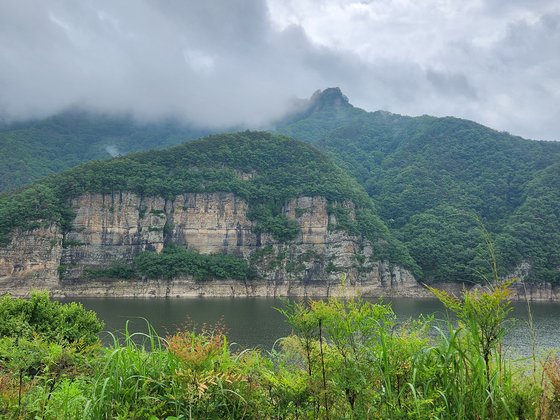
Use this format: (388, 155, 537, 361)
(277, 88, 560, 283)
(0, 110, 211, 192)
(0, 131, 417, 276)
(3, 88, 560, 284)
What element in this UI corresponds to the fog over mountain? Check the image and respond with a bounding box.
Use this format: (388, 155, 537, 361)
(0, 0, 559, 139)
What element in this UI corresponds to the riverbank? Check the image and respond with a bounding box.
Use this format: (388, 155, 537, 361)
(2, 277, 559, 301)
(2, 289, 559, 419)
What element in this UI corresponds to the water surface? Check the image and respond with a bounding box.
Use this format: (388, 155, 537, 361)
(62, 297, 560, 356)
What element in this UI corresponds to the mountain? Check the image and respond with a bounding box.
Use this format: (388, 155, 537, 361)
(1, 88, 559, 285)
(276, 88, 560, 284)
(0, 111, 212, 192)
(0, 131, 420, 297)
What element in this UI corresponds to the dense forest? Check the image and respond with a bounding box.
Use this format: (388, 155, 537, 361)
(0, 131, 416, 275)
(277, 88, 560, 284)
(0, 111, 210, 192)
(1, 88, 559, 283)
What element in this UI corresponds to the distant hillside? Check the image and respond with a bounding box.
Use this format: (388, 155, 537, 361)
(277, 88, 560, 283)
(0, 131, 416, 276)
(2, 89, 559, 284)
(0, 111, 211, 192)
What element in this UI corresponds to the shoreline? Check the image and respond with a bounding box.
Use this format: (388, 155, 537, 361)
(2, 278, 559, 301)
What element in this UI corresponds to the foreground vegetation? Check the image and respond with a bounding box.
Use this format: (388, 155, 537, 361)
(1, 286, 559, 419)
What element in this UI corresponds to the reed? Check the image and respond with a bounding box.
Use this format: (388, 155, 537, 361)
(2, 290, 559, 419)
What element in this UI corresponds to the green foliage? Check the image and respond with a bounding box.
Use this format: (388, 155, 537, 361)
(0, 294, 103, 418)
(401, 205, 489, 282)
(83, 261, 135, 280)
(355, 207, 420, 274)
(248, 204, 300, 242)
(134, 246, 255, 281)
(81, 246, 256, 281)
(0, 292, 103, 345)
(277, 91, 560, 283)
(0, 130, 416, 272)
(327, 203, 358, 235)
(250, 244, 274, 261)
(0, 110, 210, 192)
(3, 89, 560, 282)
(271, 285, 544, 418)
(430, 283, 512, 367)
(62, 239, 84, 248)
(0, 336, 96, 418)
(0, 290, 558, 418)
(0, 184, 66, 246)
(428, 282, 518, 418)
(323, 202, 420, 273)
(495, 163, 560, 283)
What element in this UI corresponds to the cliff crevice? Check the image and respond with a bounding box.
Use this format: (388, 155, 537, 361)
(0, 192, 419, 297)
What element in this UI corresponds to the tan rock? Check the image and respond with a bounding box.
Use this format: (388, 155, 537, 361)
(0, 191, 424, 297)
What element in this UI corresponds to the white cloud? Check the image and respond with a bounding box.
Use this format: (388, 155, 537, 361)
(183, 50, 215, 74)
(268, 0, 560, 140)
(0, 0, 558, 139)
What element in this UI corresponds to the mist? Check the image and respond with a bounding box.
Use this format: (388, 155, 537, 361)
(0, 0, 559, 139)
(104, 145, 120, 157)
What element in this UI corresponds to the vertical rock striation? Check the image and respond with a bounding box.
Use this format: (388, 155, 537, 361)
(0, 191, 421, 297)
(0, 224, 62, 290)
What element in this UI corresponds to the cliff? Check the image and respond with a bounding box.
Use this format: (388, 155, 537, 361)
(1, 130, 557, 299)
(2, 190, 557, 300)
(0, 191, 420, 297)
(0, 131, 426, 297)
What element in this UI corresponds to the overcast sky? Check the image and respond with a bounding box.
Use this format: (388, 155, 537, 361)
(0, 0, 559, 140)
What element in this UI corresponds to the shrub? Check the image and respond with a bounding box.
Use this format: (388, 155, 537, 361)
(134, 245, 256, 281)
(0, 292, 103, 346)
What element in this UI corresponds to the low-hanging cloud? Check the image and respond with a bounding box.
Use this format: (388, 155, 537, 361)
(0, 0, 559, 140)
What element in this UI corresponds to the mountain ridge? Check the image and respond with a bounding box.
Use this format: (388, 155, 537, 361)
(275, 89, 560, 284)
(1, 89, 560, 284)
(0, 131, 420, 296)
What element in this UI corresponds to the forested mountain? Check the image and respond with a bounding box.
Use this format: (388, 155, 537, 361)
(0, 132, 416, 277)
(277, 88, 560, 283)
(1, 88, 559, 284)
(0, 111, 211, 192)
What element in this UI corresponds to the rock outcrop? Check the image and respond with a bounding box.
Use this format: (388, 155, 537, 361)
(0, 224, 63, 289)
(0, 191, 423, 297)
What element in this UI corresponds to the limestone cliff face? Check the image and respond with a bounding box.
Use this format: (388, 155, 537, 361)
(0, 191, 420, 297)
(0, 224, 62, 289)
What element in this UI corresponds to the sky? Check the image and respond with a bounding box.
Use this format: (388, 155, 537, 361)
(0, 0, 559, 140)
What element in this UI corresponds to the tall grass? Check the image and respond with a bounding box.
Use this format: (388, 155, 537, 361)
(275, 287, 545, 419)
(2, 290, 560, 419)
(83, 320, 174, 418)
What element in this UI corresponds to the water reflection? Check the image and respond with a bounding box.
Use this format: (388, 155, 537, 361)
(60, 297, 560, 355)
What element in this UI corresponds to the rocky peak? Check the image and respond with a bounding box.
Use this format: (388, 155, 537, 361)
(308, 87, 351, 112)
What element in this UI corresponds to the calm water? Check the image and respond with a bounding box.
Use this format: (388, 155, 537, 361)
(61, 297, 560, 356)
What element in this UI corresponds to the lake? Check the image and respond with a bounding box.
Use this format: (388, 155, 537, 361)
(62, 297, 560, 357)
